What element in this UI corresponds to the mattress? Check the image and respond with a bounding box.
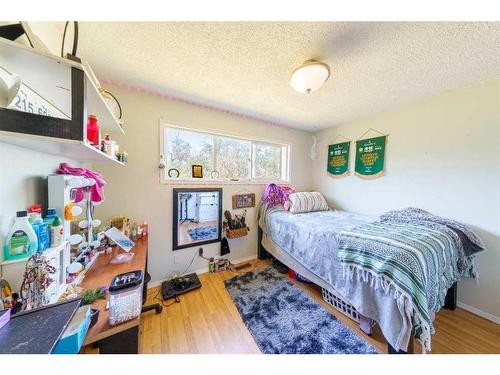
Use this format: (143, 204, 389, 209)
(264, 209, 373, 286)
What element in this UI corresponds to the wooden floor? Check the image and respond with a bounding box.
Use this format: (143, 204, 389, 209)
(85, 259, 500, 354)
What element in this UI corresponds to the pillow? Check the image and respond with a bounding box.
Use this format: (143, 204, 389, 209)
(288, 192, 329, 214)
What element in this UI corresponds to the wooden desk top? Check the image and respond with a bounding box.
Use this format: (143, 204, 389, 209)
(81, 238, 148, 345)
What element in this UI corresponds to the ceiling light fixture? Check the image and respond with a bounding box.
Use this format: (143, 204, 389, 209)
(290, 59, 330, 94)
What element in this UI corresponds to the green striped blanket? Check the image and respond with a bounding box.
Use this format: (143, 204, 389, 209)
(337, 217, 478, 352)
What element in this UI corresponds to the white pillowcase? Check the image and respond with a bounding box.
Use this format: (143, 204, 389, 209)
(288, 192, 329, 214)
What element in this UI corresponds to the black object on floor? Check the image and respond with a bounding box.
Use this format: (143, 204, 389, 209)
(444, 282, 457, 310)
(161, 272, 202, 300)
(0, 298, 82, 354)
(272, 258, 288, 273)
(388, 338, 414, 354)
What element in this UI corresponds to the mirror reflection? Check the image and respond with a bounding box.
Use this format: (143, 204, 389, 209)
(173, 188, 222, 250)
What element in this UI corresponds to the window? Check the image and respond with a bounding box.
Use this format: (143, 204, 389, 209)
(162, 125, 290, 183)
(165, 128, 214, 177)
(253, 143, 283, 179)
(216, 137, 251, 179)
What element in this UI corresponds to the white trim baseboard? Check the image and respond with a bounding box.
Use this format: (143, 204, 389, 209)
(457, 302, 500, 325)
(147, 255, 258, 289)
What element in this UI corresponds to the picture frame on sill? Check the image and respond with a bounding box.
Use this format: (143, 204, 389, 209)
(191, 164, 203, 178)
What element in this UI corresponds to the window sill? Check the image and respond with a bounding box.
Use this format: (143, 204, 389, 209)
(160, 178, 291, 186)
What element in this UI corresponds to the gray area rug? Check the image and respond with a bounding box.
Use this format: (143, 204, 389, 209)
(224, 267, 378, 354)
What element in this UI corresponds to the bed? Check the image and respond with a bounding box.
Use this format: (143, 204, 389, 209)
(257, 202, 482, 353)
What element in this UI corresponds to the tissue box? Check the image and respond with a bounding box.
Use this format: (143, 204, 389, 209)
(52, 305, 90, 354)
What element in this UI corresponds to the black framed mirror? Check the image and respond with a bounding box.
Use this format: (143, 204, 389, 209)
(173, 188, 223, 250)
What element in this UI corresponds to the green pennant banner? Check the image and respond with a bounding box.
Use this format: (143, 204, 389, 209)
(355, 135, 386, 179)
(327, 141, 350, 177)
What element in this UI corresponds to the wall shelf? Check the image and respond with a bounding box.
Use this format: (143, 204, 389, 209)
(0, 130, 124, 165)
(0, 242, 67, 266)
(0, 38, 125, 164)
(0, 38, 124, 135)
(83, 64, 124, 135)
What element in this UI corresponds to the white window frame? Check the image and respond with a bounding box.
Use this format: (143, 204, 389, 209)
(159, 122, 291, 185)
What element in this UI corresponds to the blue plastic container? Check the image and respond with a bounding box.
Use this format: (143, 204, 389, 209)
(43, 208, 59, 244)
(32, 218, 50, 252)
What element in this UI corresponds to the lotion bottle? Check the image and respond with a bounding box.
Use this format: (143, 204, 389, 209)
(50, 216, 64, 247)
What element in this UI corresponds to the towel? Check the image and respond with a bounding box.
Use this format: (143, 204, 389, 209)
(56, 163, 106, 203)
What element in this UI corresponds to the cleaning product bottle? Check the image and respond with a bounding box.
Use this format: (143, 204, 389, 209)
(28, 204, 43, 224)
(44, 208, 58, 244)
(44, 208, 58, 226)
(50, 216, 64, 247)
(3, 211, 38, 260)
(31, 216, 50, 252)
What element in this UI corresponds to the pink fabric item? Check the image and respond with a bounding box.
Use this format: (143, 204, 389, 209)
(56, 163, 106, 203)
(262, 183, 295, 208)
(358, 315, 374, 336)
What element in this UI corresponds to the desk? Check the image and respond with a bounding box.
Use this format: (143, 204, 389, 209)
(80, 238, 148, 353)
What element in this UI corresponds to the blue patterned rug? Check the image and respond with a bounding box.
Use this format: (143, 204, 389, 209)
(187, 226, 217, 241)
(224, 267, 378, 354)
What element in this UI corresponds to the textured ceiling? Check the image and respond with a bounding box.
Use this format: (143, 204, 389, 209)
(78, 22, 500, 132)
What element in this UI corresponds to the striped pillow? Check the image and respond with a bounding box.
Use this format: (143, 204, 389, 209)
(288, 192, 329, 214)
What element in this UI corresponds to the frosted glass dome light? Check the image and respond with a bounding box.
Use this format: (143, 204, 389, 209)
(290, 60, 330, 94)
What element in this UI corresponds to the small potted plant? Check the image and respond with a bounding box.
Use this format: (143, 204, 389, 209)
(80, 286, 108, 328)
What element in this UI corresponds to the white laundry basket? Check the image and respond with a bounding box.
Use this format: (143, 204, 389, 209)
(321, 287, 360, 323)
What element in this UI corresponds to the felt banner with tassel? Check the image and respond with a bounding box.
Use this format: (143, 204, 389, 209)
(354, 132, 387, 179)
(327, 141, 350, 177)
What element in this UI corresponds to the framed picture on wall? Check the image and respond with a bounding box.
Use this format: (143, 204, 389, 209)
(232, 193, 255, 209)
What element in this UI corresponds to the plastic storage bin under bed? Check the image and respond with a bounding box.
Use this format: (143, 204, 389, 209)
(321, 287, 360, 323)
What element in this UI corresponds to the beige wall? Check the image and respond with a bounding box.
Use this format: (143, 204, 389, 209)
(92, 85, 313, 284)
(311, 78, 500, 320)
(0, 143, 81, 260)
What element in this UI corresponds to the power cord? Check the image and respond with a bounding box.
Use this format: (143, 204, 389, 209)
(153, 287, 180, 308)
(181, 251, 198, 275)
